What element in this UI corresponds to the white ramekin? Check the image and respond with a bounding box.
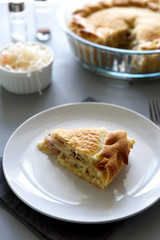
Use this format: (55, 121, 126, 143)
(0, 42, 54, 95)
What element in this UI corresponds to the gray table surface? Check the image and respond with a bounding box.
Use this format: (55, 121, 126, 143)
(0, 1, 160, 240)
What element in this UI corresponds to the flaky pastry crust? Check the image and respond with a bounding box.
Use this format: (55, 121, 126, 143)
(37, 128, 135, 189)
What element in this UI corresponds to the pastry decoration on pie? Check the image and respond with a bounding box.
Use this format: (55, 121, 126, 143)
(37, 127, 135, 189)
(68, 0, 160, 51)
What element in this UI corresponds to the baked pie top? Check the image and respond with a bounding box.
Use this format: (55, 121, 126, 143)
(69, 0, 160, 50)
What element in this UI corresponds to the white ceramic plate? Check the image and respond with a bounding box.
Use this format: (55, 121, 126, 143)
(3, 103, 160, 223)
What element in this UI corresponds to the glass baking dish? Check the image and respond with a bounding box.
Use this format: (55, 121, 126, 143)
(57, 1, 160, 80)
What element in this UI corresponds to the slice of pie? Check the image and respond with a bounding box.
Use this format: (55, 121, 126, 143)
(37, 128, 135, 189)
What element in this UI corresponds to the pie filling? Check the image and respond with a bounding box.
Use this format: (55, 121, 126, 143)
(46, 137, 108, 189)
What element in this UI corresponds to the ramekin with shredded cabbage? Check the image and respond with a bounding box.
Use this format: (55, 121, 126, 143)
(0, 42, 53, 72)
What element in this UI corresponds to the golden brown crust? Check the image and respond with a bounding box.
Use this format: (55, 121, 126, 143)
(52, 127, 108, 155)
(78, 28, 103, 43)
(147, 1, 160, 11)
(114, 0, 129, 6)
(97, 131, 129, 164)
(69, 0, 160, 51)
(129, 0, 147, 7)
(100, 0, 114, 7)
(94, 131, 131, 184)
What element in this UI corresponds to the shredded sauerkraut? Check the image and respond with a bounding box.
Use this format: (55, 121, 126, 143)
(0, 42, 53, 72)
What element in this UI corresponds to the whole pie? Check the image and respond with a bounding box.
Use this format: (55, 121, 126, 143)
(69, 0, 160, 51)
(37, 127, 135, 189)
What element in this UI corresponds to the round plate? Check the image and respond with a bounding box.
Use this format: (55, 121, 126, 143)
(3, 102, 160, 223)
